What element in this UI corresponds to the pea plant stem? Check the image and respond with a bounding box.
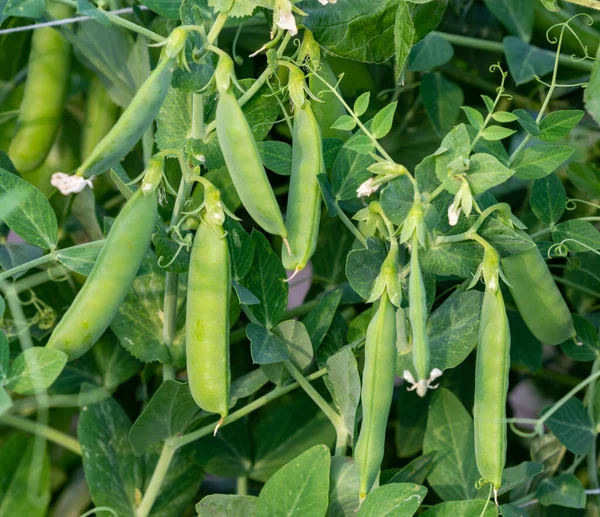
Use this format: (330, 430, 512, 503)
(335, 202, 368, 247)
(206, 11, 228, 45)
(0, 413, 82, 456)
(587, 359, 600, 511)
(135, 439, 177, 517)
(0, 252, 56, 282)
(192, 93, 205, 139)
(161, 272, 178, 381)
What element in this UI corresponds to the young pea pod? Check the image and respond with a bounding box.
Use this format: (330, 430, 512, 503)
(81, 77, 119, 161)
(501, 246, 575, 345)
(75, 28, 187, 178)
(474, 283, 510, 493)
(47, 187, 158, 360)
(407, 233, 431, 397)
(186, 187, 231, 420)
(354, 291, 397, 500)
(8, 3, 71, 173)
(281, 72, 323, 272)
(215, 55, 286, 238)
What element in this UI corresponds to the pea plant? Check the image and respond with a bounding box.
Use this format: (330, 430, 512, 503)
(1, 0, 600, 515)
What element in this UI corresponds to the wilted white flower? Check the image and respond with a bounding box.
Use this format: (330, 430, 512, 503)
(356, 177, 379, 198)
(275, 0, 297, 36)
(447, 202, 461, 226)
(447, 180, 473, 226)
(51, 173, 93, 195)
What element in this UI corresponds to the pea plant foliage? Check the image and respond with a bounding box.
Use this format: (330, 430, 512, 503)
(1, 0, 600, 515)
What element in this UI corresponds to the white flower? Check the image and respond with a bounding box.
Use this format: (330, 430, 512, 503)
(275, 0, 297, 36)
(318, 0, 336, 4)
(51, 173, 93, 195)
(447, 202, 461, 226)
(356, 177, 379, 198)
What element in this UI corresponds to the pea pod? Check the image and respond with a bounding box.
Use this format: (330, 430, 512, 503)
(281, 93, 323, 272)
(354, 291, 397, 500)
(81, 77, 119, 161)
(501, 246, 575, 345)
(186, 188, 231, 419)
(408, 233, 430, 396)
(474, 284, 510, 493)
(75, 28, 187, 178)
(8, 2, 71, 173)
(215, 59, 286, 237)
(47, 187, 158, 360)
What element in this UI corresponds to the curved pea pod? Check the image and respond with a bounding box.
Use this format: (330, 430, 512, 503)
(186, 217, 231, 419)
(47, 187, 157, 360)
(354, 292, 397, 500)
(408, 234, 430, 396)
(8, 3, 71, 173)
(281, 101, 323, 271)
(81, 77, 119, 161)
(309, 57, 351, 142)
(75, 56, 174, 178)
(501, 246, 575, 345)
(474, 286, 510, 491)
(216, 88, 287, 237)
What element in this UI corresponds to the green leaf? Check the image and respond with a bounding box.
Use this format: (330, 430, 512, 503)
(498, 461, 544, 495)
(257, 141, 292, 176)
(303, 289, 343, 351)
(0, 168, 58, 249)
(394, 0, 416, 82)
(461, 106, 484, 130)
(76, 0, 111, 25)
(246, 324, 290, 365)
(537, 473, 586, 509)
(0, 387, 11, 416)
(331, 144, 374, 202)
(560, 314, 600, 362)
(243, 231, 287, 329)
(274, 320, 313, 370)
(483, 0, 533, 41)
(371, 102, 398, 139)
(128, 380, 199, 455)
(304, 0, 397, 63)
(530, 174, 566, 224)
(508, 310, 542, 373)
(481, 125, 516, 141)
(325, 348, 360, 436)
(512, 109, 540, 136)
(466, 153, 514, 194)
(345, 135, 375, 155)
(421, 72, 463, 137)
(411, 0, 448, 43)
(553, 219, 600, 252)
(408, 32, 454, 72)
(423, 388, 487, 501)
(491, 111, 518, 123)
(381, 175, 415, 226)
(585, 45, 600, 125)
(332, 115, 357, 131)
(358, 483, 427, 516)
(540, 0, 559, 11)
(384, 451, 437, 485)
(503, 36, 555, 85)
(420, 241, 481, 278)
(56, 241, 105, 276)
(0, 434, 50, 517)
(481, 95, 495, 113)
(345, 237, 388, 300)
(256, 445, 330, 517)
(421, 500, 498, 516)
(2, 0, 44, 18)
(196, 495, 258, 516)
(394, 389, 430, 457)
(354, 92, 371, 117)
(250, 399, 335, 482)
(0, 331, 9, 384)
(511, 145, 574, 180)
(434, 124, 471, 186)
(6, 348, 67, 395)
(542, 398, 595, 455)
(92, 337, 140, 390)
(568, 162, 600, 198)
(498, 504, 526, 517)
(538, 110, 585, 142)
(477, 218, 535, 256)
(78, 396, 142, 517)
(328, 456, 360, 516)
(224, 217, 255, 282)
(397, 290, 483, 377)
(0, 243, 43, 281)
(323, 138, 345, 170)
(138, 0, 181, 19)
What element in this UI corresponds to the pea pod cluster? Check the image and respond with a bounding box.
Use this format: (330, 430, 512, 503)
(501, 245, 575, 345)
(186, 181, 231, 421)
(47, 185, 158, 360)
(281, 63, 323, 273)
(215, 53, 287, 239)
(9, 2, 71, 173)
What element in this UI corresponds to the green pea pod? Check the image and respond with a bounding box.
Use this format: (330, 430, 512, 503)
(501, 246, 575, 345)
(309, 56, 351, 142)
(408, 233, 430, 395)
(186, 216, 231, 419)
(474, 286, 510, 491)
(354, 291, 397, 500)
(81, 77, 119, 161)
(76, 56, 174, 178)
(216, 88, 287, 237)
(281, 101, 323, 272)
(8, 3, 71, 173)
(47, 188, 157, 360)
